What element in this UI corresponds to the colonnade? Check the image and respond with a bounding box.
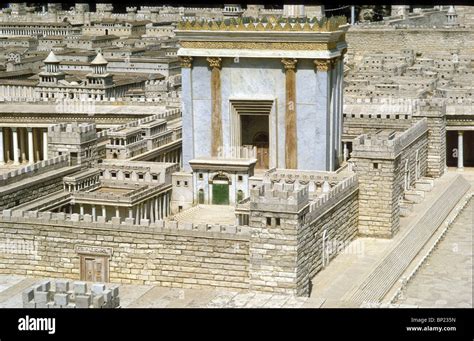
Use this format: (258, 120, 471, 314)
(0, 127, 48, 165)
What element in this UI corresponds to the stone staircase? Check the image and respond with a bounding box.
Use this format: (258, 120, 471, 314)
(400, 177, 435, 217)
(348, 175, 470, 304)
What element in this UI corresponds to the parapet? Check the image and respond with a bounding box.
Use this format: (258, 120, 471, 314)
(250, 180, 309, 213)
(352, 118, 428, 159)
(49, 122, 97, 144)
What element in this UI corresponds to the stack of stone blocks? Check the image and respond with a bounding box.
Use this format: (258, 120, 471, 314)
(22, 280, 120, 308)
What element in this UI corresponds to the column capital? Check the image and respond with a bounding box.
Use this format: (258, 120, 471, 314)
(179, 56, 193, 68)
(458, 130, 464, 135)
(281, 58, 297, 70)
(314, 59, 332, 72)
(207, 57, 222, 69)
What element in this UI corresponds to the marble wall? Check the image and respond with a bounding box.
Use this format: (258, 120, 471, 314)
(182, 56, 342, 172)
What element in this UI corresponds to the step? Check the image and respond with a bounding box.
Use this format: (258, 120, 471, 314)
(404, 190, 425, 203)
(415, 180, 434, 192)
(399, 200, 414, 217)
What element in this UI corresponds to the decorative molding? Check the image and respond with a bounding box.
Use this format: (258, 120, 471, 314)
(177, 16, 347, 32)
(207, 57, 222, 69)
(75, 244, 113, 256)
(179, 56, 193, 68)
(181, 41, 337, 51)
(281, 58, 297, 70)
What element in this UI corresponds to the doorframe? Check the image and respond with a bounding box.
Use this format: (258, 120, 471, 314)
(229, 99, 277, 168)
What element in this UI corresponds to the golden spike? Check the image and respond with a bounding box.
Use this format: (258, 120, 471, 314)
(302, 21, 311, 31)
(255, 21, 265, 31)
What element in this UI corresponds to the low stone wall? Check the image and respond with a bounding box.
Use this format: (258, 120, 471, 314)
(0, 164, 80, 211)
(0, 213, 250, 290)
(298, 177, 359, 294)
(0, 155, 70, 186)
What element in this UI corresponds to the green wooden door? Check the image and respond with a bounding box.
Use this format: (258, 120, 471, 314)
(212, 183, 229, 205)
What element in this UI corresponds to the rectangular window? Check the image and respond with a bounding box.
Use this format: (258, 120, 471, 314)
(373, 163, 380, 169)
(138, 174, 144, 180)
(238, 175, 243, 181)
(198, 173, 203, 180)
(124, 173, 130, 179)
(177, 181, 181, 186)
(184, 181, 188, 187)
(266, 217, 272, 227)
(275, 218, 281, 226)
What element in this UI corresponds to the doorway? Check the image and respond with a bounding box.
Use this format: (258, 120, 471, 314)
(80, 255, 109, 282)
(240, 115, 269, 169)
(212, 174, 229, 205)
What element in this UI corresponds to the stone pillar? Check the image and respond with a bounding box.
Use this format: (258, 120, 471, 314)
(91, 205, 96, 221)
(115, 206, 120, 218)
(343, 142, 348, 162)
(12, 127, 19, 165)
(282, 58, 298, 169)
(150, 199, 155, 223)
(314, 59, 333, 170)
(27, 128, 34, 164)
(458, 131, 464, 170)
(207, 57, 223, 157)
(80, 204, 84, 215)
(101, 205, 106, 219)
(128, 207, 133, 219)
(42, 129, 48, 160)
(19, 128, 27, 163)
(155, 197, 159, 221)
(0, 128, 4, 165)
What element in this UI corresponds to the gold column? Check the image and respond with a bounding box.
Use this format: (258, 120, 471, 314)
(282, 58, 298, 169)
(207, 57, 222, 157)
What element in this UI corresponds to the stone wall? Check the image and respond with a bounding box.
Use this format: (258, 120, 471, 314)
(248, 175, 359, 296)
(0, 164, 80, 211)
(0, 214, 250, 290)
(297, 175, 359, 295)
(352, 119, 429, 238)
(346, 28, 474, 58)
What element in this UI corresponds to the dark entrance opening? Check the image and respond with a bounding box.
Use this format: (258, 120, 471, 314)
(446, 131, 474, 167)
(241, 115, 269, 169)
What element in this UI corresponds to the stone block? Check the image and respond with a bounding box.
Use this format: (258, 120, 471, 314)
(110, 285, 119, 298)
(155, 220, 164, 228)
(73, 281, 87, 295)
(71, 213, 80, 222)
(75, 294, 91, 308)
(83, 214, 92, 223)
(111, 216, 121, 225)
(34, 291, 50, 304)
(54, 293, 69, 306)
(91, 283, 105, 295)
(92, 295, 104, 308)
(36, 280, 51, 292)
(124, 217, 135, 225)
(22, 288, 35, 304)
(23, 302, 36, 308)
(97, 216, 106, 223)
(55, 280, 69, 293)
(140, 218, 150, 226)
(2, 209, 12, 218)
(102, 289, 112, 302)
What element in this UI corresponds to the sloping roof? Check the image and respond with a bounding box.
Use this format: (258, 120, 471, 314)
(90, 52, 108, 65)
(44, 51, 59, 63)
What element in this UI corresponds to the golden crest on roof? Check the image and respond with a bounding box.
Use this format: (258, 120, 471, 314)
(177, 16, 347, 32)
